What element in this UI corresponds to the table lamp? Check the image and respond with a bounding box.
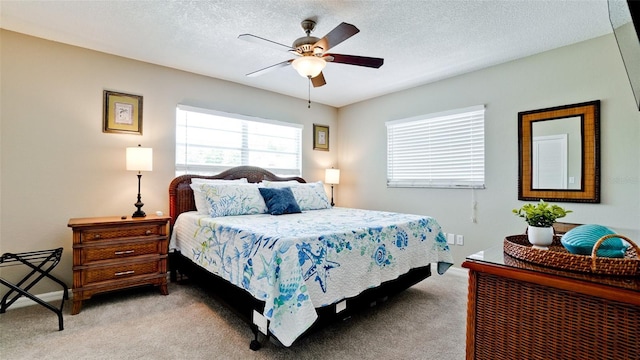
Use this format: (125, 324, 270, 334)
(325, 168, 340, 207)
(126, 144, 153, 218)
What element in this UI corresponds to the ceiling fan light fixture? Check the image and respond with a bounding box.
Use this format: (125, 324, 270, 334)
(292, 56, 326, 78)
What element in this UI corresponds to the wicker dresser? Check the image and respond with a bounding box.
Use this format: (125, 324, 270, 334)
(68, 215, 170, 314)
(462, 246, 640, 360)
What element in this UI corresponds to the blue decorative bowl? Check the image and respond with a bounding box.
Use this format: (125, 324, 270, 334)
(561, 224, 628, 258)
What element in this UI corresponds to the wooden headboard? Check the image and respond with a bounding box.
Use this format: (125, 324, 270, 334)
(168, 166, 306, 226)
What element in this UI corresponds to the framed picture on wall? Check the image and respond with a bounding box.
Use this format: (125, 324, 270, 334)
(313, 124, 329, 151)
(103, 90, 143, 135)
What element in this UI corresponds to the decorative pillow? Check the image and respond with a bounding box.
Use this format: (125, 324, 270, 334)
(190, 183, 267, 217)
(191, 178, 248, 184)
(258, 187, 301, 215)
(261, 180, 301, 186)
(561, 224, 629, 258)
(263, 181, 330, 211)
(191, 178, 249, 214)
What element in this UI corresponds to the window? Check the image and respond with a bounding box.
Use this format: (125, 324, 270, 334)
(176, 105, 302, 176)
(386, 105, 485, 188)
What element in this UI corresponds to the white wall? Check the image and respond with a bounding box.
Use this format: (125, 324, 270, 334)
(0, 30, 338, 292)
(337, 34, 640, 265)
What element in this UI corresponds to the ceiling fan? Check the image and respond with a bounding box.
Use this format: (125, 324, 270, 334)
(239, 19, 384, 87)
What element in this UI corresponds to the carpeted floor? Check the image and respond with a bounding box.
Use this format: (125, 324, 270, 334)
(0, 267, 468, 360)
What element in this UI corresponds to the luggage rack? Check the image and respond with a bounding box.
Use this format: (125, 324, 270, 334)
(0, 248, 69, 330)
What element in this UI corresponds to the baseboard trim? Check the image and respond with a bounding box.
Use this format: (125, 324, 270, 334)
(5, 289, 72, 310)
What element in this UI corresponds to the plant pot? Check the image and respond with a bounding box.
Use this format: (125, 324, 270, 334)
(527, 225, 554, 250)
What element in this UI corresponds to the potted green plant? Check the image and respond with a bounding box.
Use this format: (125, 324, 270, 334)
(513, 200, 572, 249)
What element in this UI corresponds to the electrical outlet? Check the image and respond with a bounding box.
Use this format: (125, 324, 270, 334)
(455, 234, 464, 246)
(446, 233, 455, 245)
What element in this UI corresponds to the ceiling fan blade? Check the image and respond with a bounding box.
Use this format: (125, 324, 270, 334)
(311, 72, 326, 87)
(313, 22, 359, 52)
(325, 53, 384, 68)
(238, 34, 294, 52)
(246, 60, 293, 77)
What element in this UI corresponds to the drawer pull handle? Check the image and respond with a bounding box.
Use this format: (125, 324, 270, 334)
(94, 234, 101, 239)
(145, 230, 152, 235)
(114, 270, 135, 276)
(114, 250, 135, 255)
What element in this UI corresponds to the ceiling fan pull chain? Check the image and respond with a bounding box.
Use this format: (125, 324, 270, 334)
(308, 76, 312, 108)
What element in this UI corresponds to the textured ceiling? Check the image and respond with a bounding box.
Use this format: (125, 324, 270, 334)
(0, 0, 614, 107)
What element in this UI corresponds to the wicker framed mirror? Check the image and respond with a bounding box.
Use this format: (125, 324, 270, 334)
(518, 100, 600, 203)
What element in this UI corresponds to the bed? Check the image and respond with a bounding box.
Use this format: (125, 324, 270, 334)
(168, 166, 453, 349)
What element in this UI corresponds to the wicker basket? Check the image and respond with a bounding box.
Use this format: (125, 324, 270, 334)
(503, 233, 640, 276)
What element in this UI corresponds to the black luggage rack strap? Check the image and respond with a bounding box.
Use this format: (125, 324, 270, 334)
(0, 247, 69, 330)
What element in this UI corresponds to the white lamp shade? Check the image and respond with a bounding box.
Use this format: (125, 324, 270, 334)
(325, 168, 340, 185)
(292, 56, 326, 78)
(126, 146, 153, 171)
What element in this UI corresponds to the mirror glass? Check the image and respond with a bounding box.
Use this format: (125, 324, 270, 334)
(518, 101, 600, 203)
(531, 116, 582, 190)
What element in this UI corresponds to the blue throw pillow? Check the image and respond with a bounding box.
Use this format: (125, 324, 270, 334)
(561, 224, 628, 258)
(258, 187, 301, 215)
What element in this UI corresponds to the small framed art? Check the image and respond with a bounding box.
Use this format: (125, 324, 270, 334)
(313, 124, 329, 151)
(103, 90, 143, 135)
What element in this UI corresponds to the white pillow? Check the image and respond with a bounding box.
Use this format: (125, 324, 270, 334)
(190, 182, 267, 217)
(263, 181, 330, 211)
(191, 178, 248, 184)
(261, 180, 301, 186)
(191, 178, 249, 214)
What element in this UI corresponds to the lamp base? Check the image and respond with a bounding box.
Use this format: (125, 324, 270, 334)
(132, 201, 146, 218)
(132, 210, 146, 218)
(132, 173, 146, 217)
(330, 185, 335, 207)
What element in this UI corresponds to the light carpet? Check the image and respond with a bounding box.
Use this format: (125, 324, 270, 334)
(0, 267, 468, 360)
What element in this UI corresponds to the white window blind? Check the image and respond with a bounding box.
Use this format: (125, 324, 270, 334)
(176, 105, 302, 176)
(386, 105, 485, 188)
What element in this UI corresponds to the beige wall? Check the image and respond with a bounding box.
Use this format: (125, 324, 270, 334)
(3, 29, 640, 295)
(0, 30, 338, 293)
(337, 34, 640, 265)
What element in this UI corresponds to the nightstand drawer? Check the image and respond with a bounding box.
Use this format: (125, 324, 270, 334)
(82, 241, 162, 262)
(83, 259, 161, 284)
(80, 224, 163, 242)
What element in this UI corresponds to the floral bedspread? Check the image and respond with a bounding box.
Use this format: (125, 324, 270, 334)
(170, 207, 453, 346)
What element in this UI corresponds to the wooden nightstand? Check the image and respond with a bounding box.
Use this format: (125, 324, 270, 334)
(68, 215, 170, 315)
